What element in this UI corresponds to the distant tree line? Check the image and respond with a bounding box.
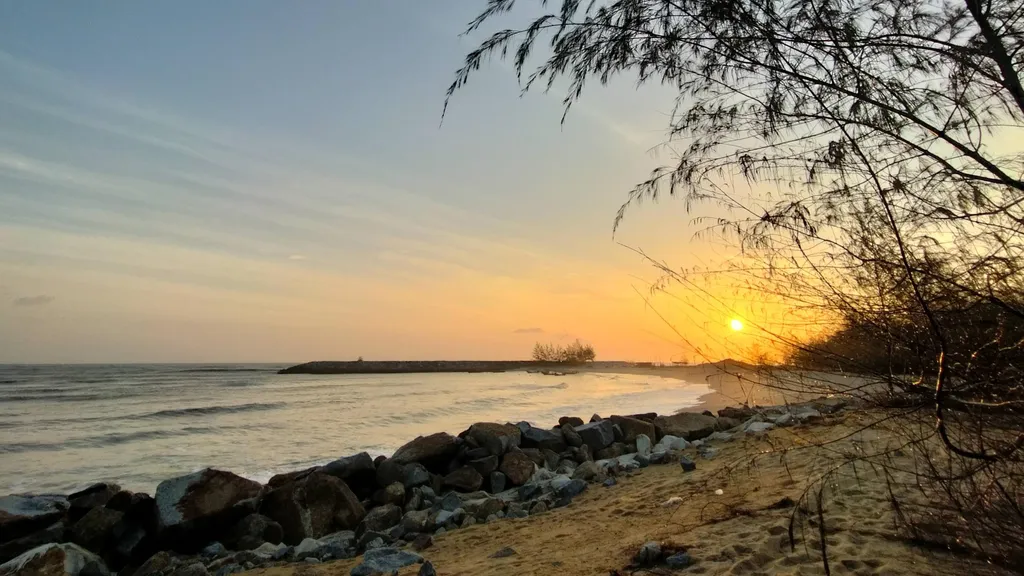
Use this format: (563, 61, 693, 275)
(532, 340, 596, 363)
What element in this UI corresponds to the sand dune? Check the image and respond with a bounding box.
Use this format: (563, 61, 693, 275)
(248, 410, 1009, 576)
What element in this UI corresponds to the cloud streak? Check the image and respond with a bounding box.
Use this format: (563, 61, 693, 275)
(13, 295, 54, 307)
(512, 327, 544, 334)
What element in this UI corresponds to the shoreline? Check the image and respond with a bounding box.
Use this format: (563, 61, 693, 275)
(0, 384, 847, 576)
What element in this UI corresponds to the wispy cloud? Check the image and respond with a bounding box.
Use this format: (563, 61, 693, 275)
(13, 295, 54, 307)
(512, 327, 545, 334)
(288, 254, 307, 261)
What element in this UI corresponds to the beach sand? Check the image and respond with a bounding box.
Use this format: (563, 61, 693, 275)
(247, 409, 1006, 576)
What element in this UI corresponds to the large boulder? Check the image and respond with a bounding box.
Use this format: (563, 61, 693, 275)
(154, 469, 261, 551)
(0, 543, 109, 576)
(498, 451, 535, 486)
(0, 495, 69, 543)
(518, 426, 567, 452)
(401, 464, 431, 490)
(0, 522, 63, 564)
(267, 468, 317, 489)
(70, 506, 123, 555)
(467, 455, 499, 477)
(390, 433, 460, 473)
(574, 421, 615, 449)
(225, 514, 283, 550)
(259, 472, 365, 545)
(375, 459, 404, 489)
(653, 413, 718, 440)
(558, 416, 585, 427)
(560, 425, 583, 448)
(68, 484, 121, 523)
(442, 467, 483, 493)
(609, 416, 657, 444)
(320, 453, 378, 499)
(463, 423, 521, 456)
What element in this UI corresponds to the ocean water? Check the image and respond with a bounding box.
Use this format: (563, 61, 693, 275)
(0, 364, 710, 495)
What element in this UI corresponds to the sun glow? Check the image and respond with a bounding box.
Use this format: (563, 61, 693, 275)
(729, 318, 744, 331)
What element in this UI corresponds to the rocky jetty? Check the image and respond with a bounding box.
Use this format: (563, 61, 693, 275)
(0, 397, 848, 576)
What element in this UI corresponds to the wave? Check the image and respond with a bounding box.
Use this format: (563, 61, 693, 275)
(0, 425, 261, 454)
(135, 402, 286, 419)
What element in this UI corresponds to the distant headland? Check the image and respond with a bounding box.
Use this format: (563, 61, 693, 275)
(277, 360, 639, 375)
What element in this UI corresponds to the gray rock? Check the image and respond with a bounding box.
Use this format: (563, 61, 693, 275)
(698, 445, 719, 459)
(383, 482, 406, 506)
(391, 433, 460, 469)
(226, 513, 284, 549)
(411, 534, 433, 551)
(555, 479, 587, 499)
(0, 495, 69, 543)
(434, 509, 455, 526)
(498, 451, 535, 486)
(665, 551, 693, 568)
(573, 421, 615, 450)
(507, 509, 528, 519)
(540, 449, 561, 470)
(590, 414, 602, 422)
(464, 423, 521, 456)
(356, 530, 390, 550)
(67, 483, 121, 522)
(260, 471, 365, 544)
(649, 451, 669, 464)
(635, 434, 652, 457)
(443, 466, 483, 493)
(463, 497, 503, 520)
(467, 455, 499, 477)
(214, 564, 244, 576)
(635, 453, 650, 468)
(293, 537, 319, 558)
(495, 510, 505, 519)
(0, 543, 110, 576)
(363, 537, 385, 550)
(608, 416, 656, 444)
(418, 560, 436, 576)
(530, 501, 548, 515)
(418, 486, 436, 501)
(401, 509, 431, 533)
(484, 514, 498, 523)
(634, 541, 662, 565)
(519, 426, 567, 452)
(744, 421, 775, 434)
(155, 469, 261, 545)
(489, 546, 516, 558)
(170, 562, 208, 576)
(70, 505, 123, 555)
(359, 504, 402, 533)
(375, 459, 405, 489)
(320, 452, 377, 497)
(404, 490, 424, 513)
(303, 557, 321, 564)
(402, 463, 432, 489)
(653, 413, 718, 440)
(517, 483, 542, 500)
(559, 416, 585, 427)
(679, 456, 697, 472)
(460, 516, 476, 528)
(489, 471, 507, 493)
(560, 425, 583, 448)
(436, 492, 462, 512)
(602, 478, 617, 487)
(433, 527, 446, 536)
(571, 461, 602, 482)
(201, 542, 227, 557)
(252, 541, 288, 559)
(594, 442, 628, 460)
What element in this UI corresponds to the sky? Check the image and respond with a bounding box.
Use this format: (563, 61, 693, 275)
(0, 1, 759, 363)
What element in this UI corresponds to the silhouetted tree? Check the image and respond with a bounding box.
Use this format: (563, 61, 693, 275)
(449, 0, 1024, 567)
(533, 339, 596, 363)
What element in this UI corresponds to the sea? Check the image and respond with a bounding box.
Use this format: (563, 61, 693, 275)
(0, 364, 710, 495)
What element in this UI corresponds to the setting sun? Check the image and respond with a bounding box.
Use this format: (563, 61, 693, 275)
(730, 318, 744, 331)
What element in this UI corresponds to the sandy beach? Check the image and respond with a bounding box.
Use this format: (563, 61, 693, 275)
(246, 408, 1006, 576)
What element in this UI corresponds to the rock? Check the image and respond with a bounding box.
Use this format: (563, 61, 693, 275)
(665, 551, 694, 568)
(70, 506, 124, 555)
(560, 425, 583, 448)
(460, 516, 476, 528)
(559, 416, 584, 427)
(401, 464, 432, 489)
(612, 424, 624, 442)
(400, 509, 430, 533)
(540, 449, 561, 470)
(252, 541, 288, 559)
(391, 433, 460, 472)
(462, 497, 503, 520)
(594, 443, 627, 460)
(214, 564, 243, 576)
(555, 479, 587, 499)
(170, 562, 208, 576)
(418, 560, 436, 576)
(680, 456, 697, 472)
(772, 413, 794, 426)
(519, 448, 545, 468)
(267, 468, 317, 489)
(577, 444, 593, 463)
(155, 469, 261, 550)
(590, 414, 602, 422)
(489, 472, 506, 494)
(530, 501, 548, 514)
(404, 490, 424, 513)
(0, 522, 64, 564)
(434, 492, 460, 513)
(433, 527, 446, 536)
(362, 537, 385, 550)
(131, 551, 174, 576)
(635, 434, 652, 457)
(498, 451, 535, 486)
(602, 478, 616, 487)
(321, 452, 378, 499)
(518, 426, 567, 453)
(744, 421, 775, 434)
(293, 537, 319, 559)
(0, 543, 109, 576)
(68, 483, 121, 522)
(812, 397, 848, 414)
(467, 455, 499, 477)
(571, 461, 603, 483)
(716, 416, 742, 430)
(410, 533, 433, 551)
(356, 530, 389, 550)
(517, 483, 542, 500)
(442, 466, 483, 493)
(609, 415, 656, 444)
(464, 447, 490, 461)
(378, 482, 405, 507)
(359, 504, 402, 534)
(555, 460, 577, 476)
(794, 408, 823, 422)
(718, 405, 755, 420)
(225, 514, 283, 550)
(574, 421, 615, 449)
(706, 431, 734, 442)
(649, 451, 669, 464)
(635, 453, 650, 468)
(655, 435, 690, 451)
(350, 547, 423, 576)
(489, 546, 516, 558)
(653, 413, 718, 440)
(201, 542, 227, 557)
(259, 472, 366, 544)
(698, 445, 720, 460)
(374, 459, 405, 489)
(464, 423, 521, 456)
(634, 541, 661, 565)
(0, 495, 69, 543)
